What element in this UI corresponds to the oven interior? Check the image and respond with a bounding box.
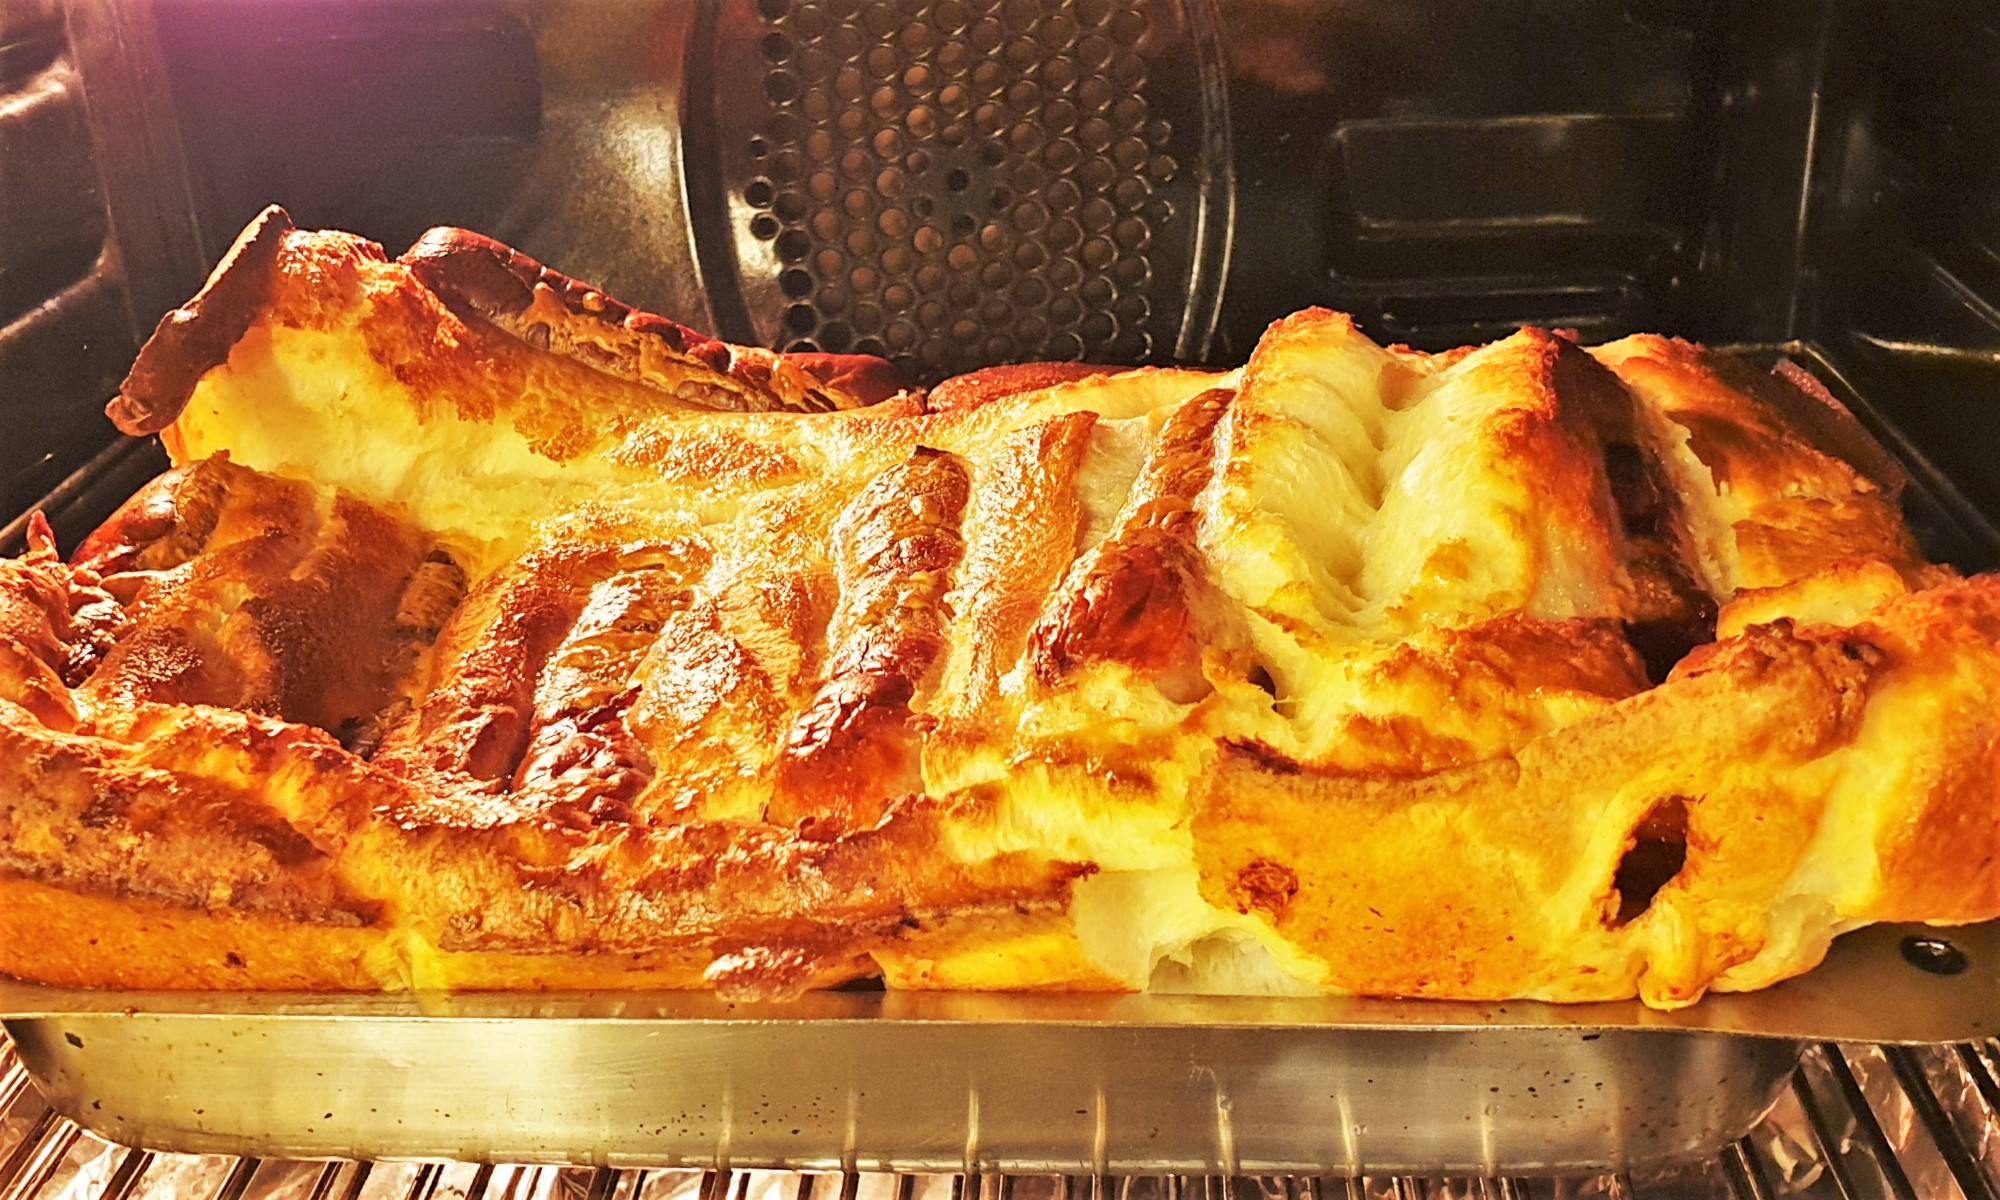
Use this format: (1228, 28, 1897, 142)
(7, 0, 2000, 555)
(4, 0, 2000, 1190)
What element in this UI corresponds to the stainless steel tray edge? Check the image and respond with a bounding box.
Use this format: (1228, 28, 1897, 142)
(1, 921, 1991, 1172)
(3, 1015, 1803, 1174)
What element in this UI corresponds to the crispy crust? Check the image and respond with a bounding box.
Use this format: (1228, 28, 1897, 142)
(0, 876, 392, 990)
(12, 215, 2000, 1006)
(1195, 585, 2000, 1007)
(107, 206, 901, 440)
(0, 873, 1126, 994)
(0, 514, 78, 729)
(400, 225, 900, 413)
(926, 363, 1126, 413)
(1030, 386, 1236, 696)
(0, 693, 1095, 994)
(1591, 335, 1926, 595)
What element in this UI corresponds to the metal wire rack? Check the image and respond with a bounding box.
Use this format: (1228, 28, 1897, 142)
(4, 1033, 1999, 1200)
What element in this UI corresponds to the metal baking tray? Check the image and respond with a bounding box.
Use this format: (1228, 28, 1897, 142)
(3, 343, 1997, 1173)
(2, 920, 1994, 1173)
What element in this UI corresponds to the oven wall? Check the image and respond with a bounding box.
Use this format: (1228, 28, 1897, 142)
(1801, 1, 2000, 522)
(0, 0, 136, 526)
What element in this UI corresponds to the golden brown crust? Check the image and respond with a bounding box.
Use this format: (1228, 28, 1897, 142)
(1029, 387, 1236, 699)
(0, 694, 1091, 994)
(0, 873, 1128, 994)
(1195, 581, 2000, 1007)
(774, 447, 971, 833)
(1591, 335, 1925, 596)
(11, 212, 1999, 1006)
(65, 458, 446, 743)
(925, 363, 1125, 413)
(1835, 580, 2000, 922)
(933, 411, 1098, 725)
(1765, 357, 1908, 497)
(371, 513, 702, 794)
(0, 516, 79, 729)
(0, 877, 390, 990)
(400, 225, 897, 413)
(109, 207, 898, 443)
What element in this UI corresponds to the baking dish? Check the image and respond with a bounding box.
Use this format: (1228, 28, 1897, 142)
(8, 0, 2000, 1180)
(2, 919, 1994, 1172)
(3, 306, 1997, 1171)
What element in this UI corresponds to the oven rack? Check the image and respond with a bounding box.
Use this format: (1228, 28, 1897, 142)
(3, 1033, 1998, 1200)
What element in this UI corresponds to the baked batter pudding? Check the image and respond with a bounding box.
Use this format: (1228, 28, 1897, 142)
(2, 207, 1995, 1008)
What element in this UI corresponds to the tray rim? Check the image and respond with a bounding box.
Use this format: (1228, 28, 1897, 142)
(4, 1014, 1812, 1173)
